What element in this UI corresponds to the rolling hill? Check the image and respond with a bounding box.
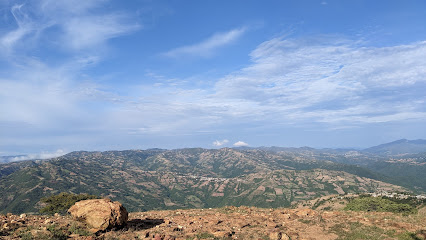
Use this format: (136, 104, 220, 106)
(0, 148, 409, 214)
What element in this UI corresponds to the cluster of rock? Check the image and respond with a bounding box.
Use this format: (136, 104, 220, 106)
(1, 199, 425, 239)
(0, 213, 27, 235)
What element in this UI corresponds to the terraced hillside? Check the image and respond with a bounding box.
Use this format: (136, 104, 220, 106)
(0, 148, 408, 214)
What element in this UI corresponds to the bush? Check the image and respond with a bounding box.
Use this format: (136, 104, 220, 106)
(39, 192, 99, 215)
(344, 196, 417, 214)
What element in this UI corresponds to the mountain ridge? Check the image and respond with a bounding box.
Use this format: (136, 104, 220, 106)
(0, 148, 411, 214)
(2, 138, 426, 164)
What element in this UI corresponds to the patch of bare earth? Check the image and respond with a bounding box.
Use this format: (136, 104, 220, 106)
(1, 206, 425, 239)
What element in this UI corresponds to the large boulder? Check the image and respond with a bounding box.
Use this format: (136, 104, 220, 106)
(68, 198, 128, 232)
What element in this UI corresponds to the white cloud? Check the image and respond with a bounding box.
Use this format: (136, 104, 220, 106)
(0, 0, 140, 54)
(233, 141, 249, 147)
(1, 0, 425, 156)
(10, 149, 66, 161)
(213, 139, 229, 146)
(213, 37, 426, 126)
(0, 4, 38, 53)
(0, 0, 142, 153)
(163, 27, 246, 58)
(101, 35, 426, 137)
(63, 14, 139, 50)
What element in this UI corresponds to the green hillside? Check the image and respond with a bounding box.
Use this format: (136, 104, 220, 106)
(0, 148, 409, 214)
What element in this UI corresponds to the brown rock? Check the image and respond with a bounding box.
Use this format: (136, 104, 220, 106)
(154, 233, 165, 240)
(281, 233, 290, 240)
(213, 231, 232, 238)
(164, 235, 176, 240)
(269, 231, 282, 240)
(295, 208, 317, 217)
(68, 198, 128, 232)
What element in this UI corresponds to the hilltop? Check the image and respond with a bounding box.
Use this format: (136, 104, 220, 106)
(1, 205, 425, 239)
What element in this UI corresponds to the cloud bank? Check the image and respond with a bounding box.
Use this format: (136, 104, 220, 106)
(9, 149, 66, 162)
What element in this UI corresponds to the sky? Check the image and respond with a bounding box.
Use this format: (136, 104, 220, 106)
(1, 0, 426, 157)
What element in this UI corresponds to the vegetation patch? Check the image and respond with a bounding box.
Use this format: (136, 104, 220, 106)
(47, 224, 68, 240)
(329, 222, 420, 240)
(68, 222, 91, 236)
(344, 196, 417, 214)
(39, 192, 99, 215)
(196, 232, 217, 239)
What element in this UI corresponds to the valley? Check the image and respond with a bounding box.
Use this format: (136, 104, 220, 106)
(1, 139, 425, 214)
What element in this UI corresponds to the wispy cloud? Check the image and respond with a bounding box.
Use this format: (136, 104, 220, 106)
(63, 14, 139, 50)
(95, 35, 426, 140)
(213, 139, 229, 146)
(1, 4, 32, 50)
(213, 37, 426, 126)
(162, 27, 246, 58)
(1, 0, 425, 155)
(0, 0, 140, 54)
(0, 0, 142, 154)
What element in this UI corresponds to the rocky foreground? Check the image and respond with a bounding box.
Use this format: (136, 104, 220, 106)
(1, 206, 426, 240)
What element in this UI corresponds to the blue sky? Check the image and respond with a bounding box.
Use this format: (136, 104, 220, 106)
(1, 0, 426, 156)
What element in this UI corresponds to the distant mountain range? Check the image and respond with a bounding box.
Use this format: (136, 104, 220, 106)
(363, 139, 426, 155)
(245, 138, 426, 155)
(2, 139, 425, 164)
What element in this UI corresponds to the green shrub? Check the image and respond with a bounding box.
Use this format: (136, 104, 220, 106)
(39, 192, 99, 215)
(196, 232, 217, 239)
(18, 231, 33, 240)
(68, 222, 91, 236)
(344, 197, 417, 214)
(46, 224, 68, 240)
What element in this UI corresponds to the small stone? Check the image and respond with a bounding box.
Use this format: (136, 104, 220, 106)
(295, 209, 316, 217)
(269, 231, 282, 240)
(19, 213, 27, 218)
(2, 223, 9, 229)
(173, 225, 183, 231)
(154, 233, 164, 240)
(282, 233, 290, 240)
(213, 231, 232, 238)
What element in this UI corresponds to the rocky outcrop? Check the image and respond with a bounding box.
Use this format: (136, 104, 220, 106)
(1, 205, 425, 239)
(68, 198, 128, 232)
